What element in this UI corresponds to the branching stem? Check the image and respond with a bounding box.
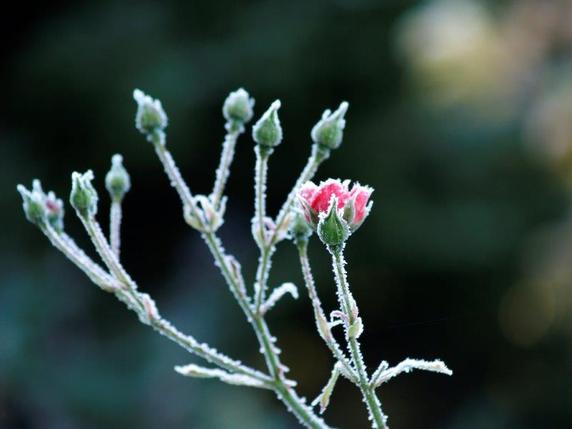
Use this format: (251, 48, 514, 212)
(153, 139, 331, 429)
(297, 241, 357, 383)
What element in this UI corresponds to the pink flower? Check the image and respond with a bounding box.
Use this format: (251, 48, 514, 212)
(298, 179, 373, 233)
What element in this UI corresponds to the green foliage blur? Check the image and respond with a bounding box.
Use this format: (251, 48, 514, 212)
(2, 0, 572, 428)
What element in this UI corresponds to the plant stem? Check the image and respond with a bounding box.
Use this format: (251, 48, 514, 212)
(254, 146, 271, 309)
(331, 248, 388, 429)
(203, 231, 331, 429)
(297, 242, 357, 382)
(211, 127, 240, 209)
(109, 199, 122, 258)
(79, 214, 270, 384)
(151, 139, 331, 428)
(270, 144, 329, 247)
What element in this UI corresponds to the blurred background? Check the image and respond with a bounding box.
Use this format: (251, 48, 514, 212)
(2, 0, 572, 427)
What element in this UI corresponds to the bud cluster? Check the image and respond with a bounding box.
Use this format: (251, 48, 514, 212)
(17, 180, 65, 232)
(298, 179, 373, 247)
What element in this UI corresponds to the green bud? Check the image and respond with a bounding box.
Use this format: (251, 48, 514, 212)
(290, 210, 313, 245)
(311, 101, 348, 150)
(317, 196, 349, 248)
(17, 181, 47, 227)
(17, 180, 65, 231)
(223, 88, 255, 126)
(252, 100, 283, 149)
(133, 89, 168, 136)
(105, 154, 131, 201)
(70, 170, 98, 217)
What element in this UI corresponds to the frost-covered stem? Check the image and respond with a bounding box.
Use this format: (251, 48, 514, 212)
(202, 232, 254, 320)
(81, 214, 136, 291)
(255, 146, 269, 248)
(150, 131, 197, 216)
(254, 248, 272, 312)
(271, 144, 330, 246)
(203, 231, 330, 429)
(109, 199, 122, 258)
(149, 131, 330, 428)
(254, 146, 271, 309)
(255, 144, 329, 312)
(331, 247, 388, 429)
(297, 242, 357, 382)
(78, 213, 270, 383)
(210, 127, 240, 209)
(40, 225, 118, 291)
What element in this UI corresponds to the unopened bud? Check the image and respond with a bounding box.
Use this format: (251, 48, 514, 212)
(133, 89, 168, 138)
(17, 181, 47, 227)
(17, 180, 65, 232)
(70, 170, 98, 217)
(290, 209, 313, 245)
(311, 102, 348, 150)
(105, 154, 131, 201)
(223, 88, 254, 128)
(317, 196, 349, 248)
(44, 191, 65, 232)
(252, 100, 282, 149)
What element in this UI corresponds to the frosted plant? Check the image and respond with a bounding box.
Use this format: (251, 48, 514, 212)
(17, 88, 452, 428)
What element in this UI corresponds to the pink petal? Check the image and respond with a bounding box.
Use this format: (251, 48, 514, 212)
(299, 182, 318, 204)
(350, 185, 373, 223)
(311, 179, 349, 213)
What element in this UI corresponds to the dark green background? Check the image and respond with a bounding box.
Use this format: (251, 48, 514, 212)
(1, 1, 571, 428)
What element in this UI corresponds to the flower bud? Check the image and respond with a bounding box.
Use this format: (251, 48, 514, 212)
(223, 88, 255, 127)
(252, 100, 282, 149)
(317, 196, 349, 247)
(311, 102, 348, 150)
(17, 180, 65, 232)
(105, 154, 131, 201)
(133, 89, 168, 138)
(290, 209, 313, 245)
(17, 181, 47, 227)
(44, 191, 65, 232)
(70, 170, 98, 217)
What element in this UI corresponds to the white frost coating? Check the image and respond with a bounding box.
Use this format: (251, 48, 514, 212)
(370, 360, 389, 385)
(133, 88, 168, 134)
(371, 358, 453, 388)
(175, 363, 269, 389)
(260, 282, 299, 314)
(312, 363, 342, 414)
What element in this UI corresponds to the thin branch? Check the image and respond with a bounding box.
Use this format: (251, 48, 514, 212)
(371, 359, 453, 388)
(210, 129, 240, 210)
(109, 200, 122, 258)
(77, 212, 270, 384)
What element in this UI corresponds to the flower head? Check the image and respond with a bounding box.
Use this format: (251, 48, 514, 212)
(298, 179, 373, 236)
